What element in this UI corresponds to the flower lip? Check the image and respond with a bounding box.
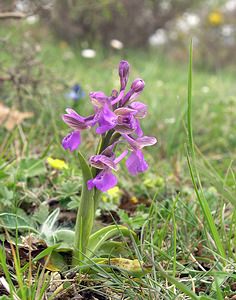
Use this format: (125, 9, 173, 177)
(126, 149, 148, 176)
(62, 130, 81, 152)
(87, 170, 117, 192)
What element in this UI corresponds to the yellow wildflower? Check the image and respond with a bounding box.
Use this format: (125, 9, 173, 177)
(102, 186, 121, 202)
(47, 157, 68, 170)
(107, 186, 120, 197)
(208, 11, 223, 26)
(130, 196, 138, 204)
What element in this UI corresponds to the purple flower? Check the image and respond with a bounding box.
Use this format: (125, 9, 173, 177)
(113, 104, 147, 136)
(119, 60, 129, 90)
(87, 170, 118, 192)
(113, 107, 137, 134)
(129, 102, 147, 119)
(89, 92, 119, 134)
(62, 131, 81, 152)
(62, 108, 94, 151)
(89, 91, 108, 108)
(123, 134, 157, 176)
(87, 147, 128, 192)
(96, 104, 117, 134)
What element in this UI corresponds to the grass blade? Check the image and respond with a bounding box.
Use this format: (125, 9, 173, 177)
(186, 41, 225, 259)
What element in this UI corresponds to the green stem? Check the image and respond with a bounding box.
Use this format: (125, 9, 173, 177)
(73, 129, 116, 265)
(73, 152, 94, 266)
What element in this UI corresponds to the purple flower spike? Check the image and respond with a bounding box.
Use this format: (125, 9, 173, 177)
(62, 60, 157, 190)
(62, 131, 81, 151)
(126, 149, 148, 176)
(62, 109, 89, 130)
(87, 170, 117, 192)
(119, 60, 129, 90)
(131, 78, 145, 93)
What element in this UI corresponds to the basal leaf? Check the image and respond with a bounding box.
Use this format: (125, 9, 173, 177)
(0, 213, 38, 233)
(87, 225, 137, 258)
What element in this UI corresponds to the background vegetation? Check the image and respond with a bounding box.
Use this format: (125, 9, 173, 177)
(0, 1, 236, 299)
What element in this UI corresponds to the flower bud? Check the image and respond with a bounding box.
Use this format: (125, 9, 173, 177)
(119, 60, 129, 90)
(131, 78, 145, 93)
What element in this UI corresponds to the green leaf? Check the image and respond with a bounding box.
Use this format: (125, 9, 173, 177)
(0, 213, 38, 232)
(53, 229, 75, 250)
(73, 152, 94, 264)
(46, 250, 68, 272)
(22, 244, 60, 272)
(40, 208, 60, 241)
(87, 225, 137, 258)
(18, 158, 47, 178)
(98, 241, 128, 257)
(32, 202, 49, 224)
(0, 186, 14, 208)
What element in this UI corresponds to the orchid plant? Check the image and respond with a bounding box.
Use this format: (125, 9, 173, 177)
(61, 60, 157, 267)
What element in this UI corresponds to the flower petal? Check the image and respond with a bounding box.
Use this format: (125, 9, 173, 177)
(87, 171, 117, 192)
(62, 131, 81, 152)
(135, 136, 157, 148)
(62, 109, 88, 130)
(123, 134, 157, 150)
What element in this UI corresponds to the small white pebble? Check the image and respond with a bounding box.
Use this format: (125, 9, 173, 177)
(110, 39, 123, 50)
(201, 86, 210, 93)
(81, 49, 96, 58)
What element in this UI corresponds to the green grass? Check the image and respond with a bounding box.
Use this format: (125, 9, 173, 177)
(0, 21, 236, 299)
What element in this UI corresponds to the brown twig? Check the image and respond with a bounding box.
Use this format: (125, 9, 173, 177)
(0, 12, 27, 19)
